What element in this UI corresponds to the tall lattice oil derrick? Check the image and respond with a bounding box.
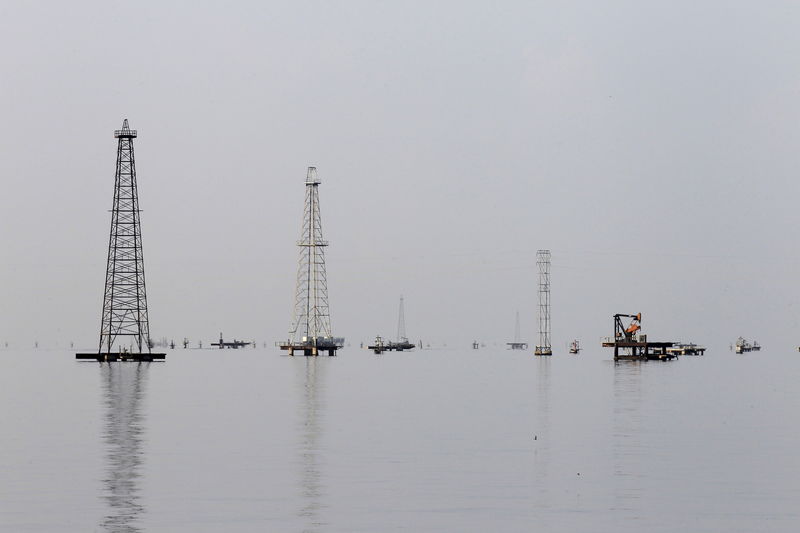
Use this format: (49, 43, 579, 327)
(534, 250, 552, 356)
(280, 167, 344, 356)
(76, 120, 164, 362)
(506, 310, 528, 350)
(397, 296, 407, 343)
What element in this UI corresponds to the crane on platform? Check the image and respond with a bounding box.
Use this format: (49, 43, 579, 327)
(614, 313, 641, 341)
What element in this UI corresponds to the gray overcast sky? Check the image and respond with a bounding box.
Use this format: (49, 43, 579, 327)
(1, 1, 799, 350)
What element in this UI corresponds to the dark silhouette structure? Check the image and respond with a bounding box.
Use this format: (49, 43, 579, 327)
(77, 120, 164, 362)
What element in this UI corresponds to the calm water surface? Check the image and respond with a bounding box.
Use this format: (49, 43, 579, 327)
(2, 347, 799, 532)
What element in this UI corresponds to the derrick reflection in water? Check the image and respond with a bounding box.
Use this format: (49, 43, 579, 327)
(612, 361, 644, 513)
(100, 362, 148, 533)
(295, 357, 327, 532)
(532, 356, 552, 509)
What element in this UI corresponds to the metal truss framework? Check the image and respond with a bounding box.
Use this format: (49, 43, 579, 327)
(397, 296, 407, 343)
(98, 119, 151, 354)
(289, 167, 334, 346)
(536, 250, 552, 355)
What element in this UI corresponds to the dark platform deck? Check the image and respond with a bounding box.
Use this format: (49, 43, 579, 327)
(667, 345, 706, 356)
(602, 340, 676, 361)
(368, 342, 415, 354)
(76, 352, 166, 362)
(279, 344, 338, 356)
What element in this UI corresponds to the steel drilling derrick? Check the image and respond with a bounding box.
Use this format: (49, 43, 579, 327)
(397, 295, 407, 343)
(506, 310, 528, 350)
(535, 250, 552, 356)
(280, 167, 343, 356)
(76, 119, 164, 361)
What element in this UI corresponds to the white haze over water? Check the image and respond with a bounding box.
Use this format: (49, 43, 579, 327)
(1, 1, 799, 350)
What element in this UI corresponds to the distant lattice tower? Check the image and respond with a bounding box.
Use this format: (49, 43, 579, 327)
(280, 167, 344, 356)
(535, 250, 552, 356)
(506, 310, 528, 350)
(76, 120, 164, 362)
(397, 296, 408, 343)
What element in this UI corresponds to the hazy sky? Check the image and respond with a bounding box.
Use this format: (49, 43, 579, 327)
(1, 1, 799, 350)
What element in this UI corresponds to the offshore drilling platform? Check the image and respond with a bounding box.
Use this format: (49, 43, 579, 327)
(279, 167, 344, 356)
(368, 296, 416, 354)
(506, 310, 527, 350)
(76, 120, 164, 362)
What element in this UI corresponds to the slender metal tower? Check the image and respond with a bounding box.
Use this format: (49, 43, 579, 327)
(535, 250, 552, 356)
(281, 167, 343, 356)
(76, 120, 163, 361)
(506, 310, 528, 349)
(397, 296, 407, 343)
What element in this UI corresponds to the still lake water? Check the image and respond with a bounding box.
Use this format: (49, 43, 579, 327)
(2, 346, 799, 532)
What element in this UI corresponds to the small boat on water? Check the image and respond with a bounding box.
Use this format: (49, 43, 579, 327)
(569, 339, 580, 354)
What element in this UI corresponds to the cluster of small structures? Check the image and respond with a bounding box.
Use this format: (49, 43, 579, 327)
(74, 121, 349, 362)
(68, 120, 765, 363)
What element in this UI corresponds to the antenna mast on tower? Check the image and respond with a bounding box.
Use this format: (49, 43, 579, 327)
(535, 250, 552, 356)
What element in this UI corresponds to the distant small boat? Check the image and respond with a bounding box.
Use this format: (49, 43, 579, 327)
(569, 339, 580, 354)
